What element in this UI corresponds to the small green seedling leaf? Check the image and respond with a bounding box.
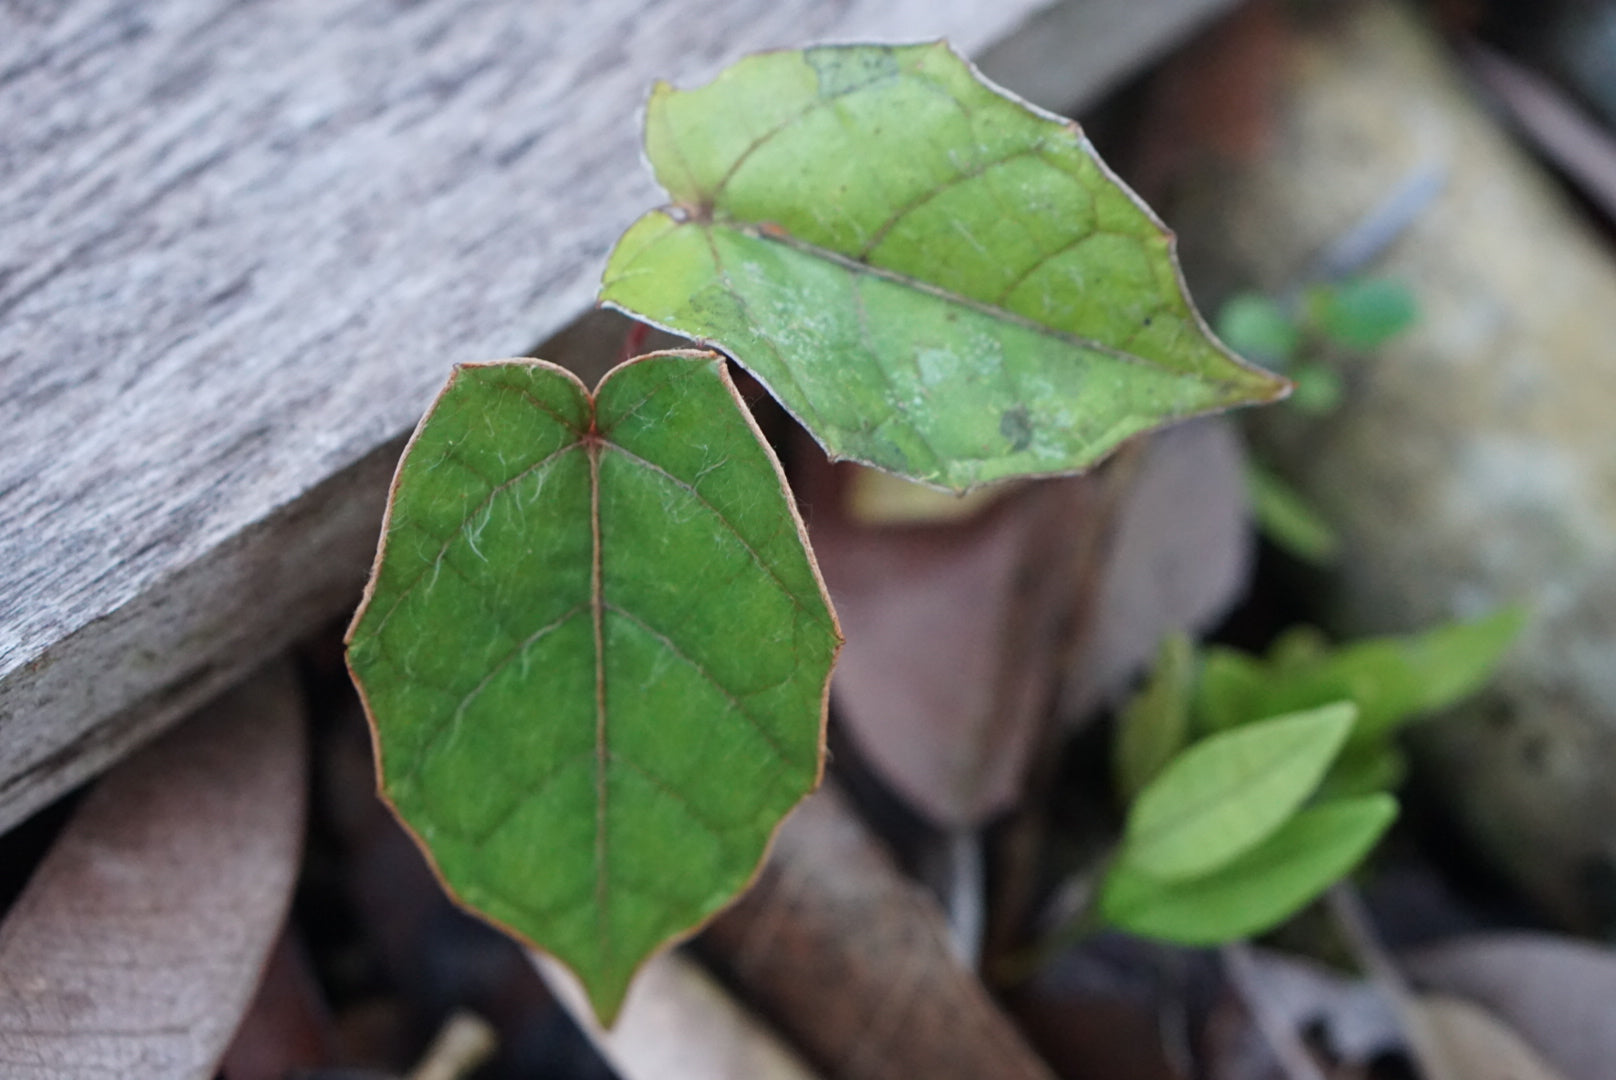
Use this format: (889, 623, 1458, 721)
(1113, 633, 1196, 802)
(1267, 625, 1331, 669)
(1317, 742, 1409, 800)
(1217, 293, 1299, 365)
(1121, 702, 1357, 881)
(1100, 794, 1397, 945)
(346, 352, 841, 1024)
(1246, 463, 1341, 566)
(1195, 647, 1270, 734)
(1287, 361, 1345, 414)
(603, 42, 1287, 492)
(1201, 608, 1526, 743)
(1307, 277, 1418, 351)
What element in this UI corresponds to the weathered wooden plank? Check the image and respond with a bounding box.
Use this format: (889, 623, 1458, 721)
(974, 0, 1234, 114)
(0, 0, 1055, 832)
(0, 0, 1235, 833)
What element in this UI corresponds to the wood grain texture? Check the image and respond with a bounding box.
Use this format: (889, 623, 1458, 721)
(0, 0, 1233, 832)
(0, 660, 307, 1080)
(0, 0, 1062, 832)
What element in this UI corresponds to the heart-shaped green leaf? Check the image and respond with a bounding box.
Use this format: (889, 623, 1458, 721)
(1122, 702, 1356, 881)
(601, 42, 1287, 492)
(1101, 794, 1397, 945)
(346, 351, 840, 1024)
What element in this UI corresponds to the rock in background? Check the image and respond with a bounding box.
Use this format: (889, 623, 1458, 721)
(1152, 0, 1616, 929)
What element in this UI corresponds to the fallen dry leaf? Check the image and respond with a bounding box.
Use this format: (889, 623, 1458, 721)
(537, 949, 820, 1080)
(1406, 932, 1616, 1080)
(1414, 995, 1570, 1080)
(1061, 419, 1253, 722)
(800, 446, 1124, 827)
(219, 929, 337, 1080)
(701, 785, 1058, 1080)
(0, 661, 307, 1080)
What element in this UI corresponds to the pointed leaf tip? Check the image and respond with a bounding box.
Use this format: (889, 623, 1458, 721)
(1122, 701, 1357, 881)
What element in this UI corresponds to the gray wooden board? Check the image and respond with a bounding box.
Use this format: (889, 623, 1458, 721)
(974, 0, 1234, 119)
(0, 0, 1234, 833)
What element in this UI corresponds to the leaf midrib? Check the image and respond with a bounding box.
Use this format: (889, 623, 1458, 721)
(652, 44, 1243, 386)
(586, 434, 610, 962)
(678, 215, 1259, 391)
(1130, 730, 1340, 861)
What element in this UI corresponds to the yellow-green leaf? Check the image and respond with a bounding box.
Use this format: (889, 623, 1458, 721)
(1101, 794, 1397, 945)
(601, 43, 1286, 492)
(1122, 702, 1356, 881)
(1197, 609, 1526, 743)
(1113, 633, 1196, 802)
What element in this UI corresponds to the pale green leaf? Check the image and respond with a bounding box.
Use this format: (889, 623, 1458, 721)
(346, 352, 840, 1024)
(1122, 702, 1356, 881)
(1101, 794, 1397, 945)
(1199, 609, 1526, 744)
(1218, 293, 1298, 365)
(1307, 277, 1418, 351)
(1246, 462, 1341, 565)
(601, 42, 1287, 492)
(1267, 625, 1331, 669)
(1113, 633, 1195, 802)
(1195, 647, 1270, 734)
(1288, 361, 1345, 414)
(1318, 742, 1408, 800)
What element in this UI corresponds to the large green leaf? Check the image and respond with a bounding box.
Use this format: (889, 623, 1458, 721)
(1196, 608, 1526, 743)
(601, 42, 1287, 491)
(1100, 794, 1397, 945)
(346, 351, 840, 1024)
(1121, 702, 1356, 881)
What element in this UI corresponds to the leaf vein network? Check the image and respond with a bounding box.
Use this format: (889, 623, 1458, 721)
(604, 600, 806, 769)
